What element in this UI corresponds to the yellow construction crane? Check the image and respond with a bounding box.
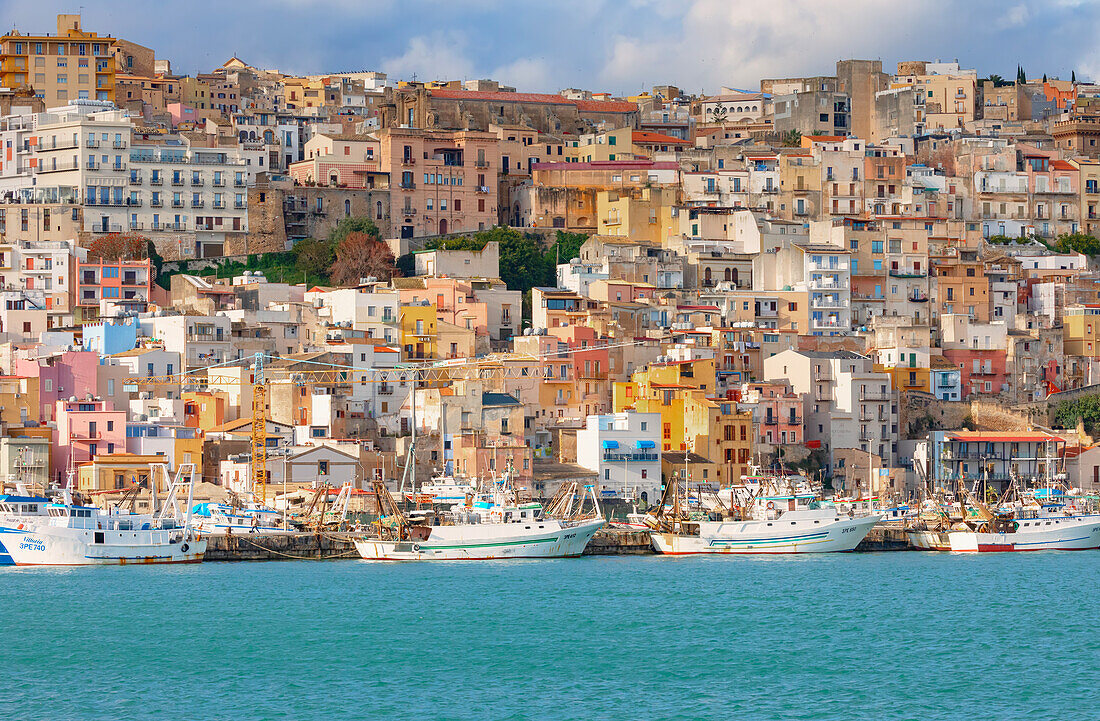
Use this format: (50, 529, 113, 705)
(130, 352, 549, 504)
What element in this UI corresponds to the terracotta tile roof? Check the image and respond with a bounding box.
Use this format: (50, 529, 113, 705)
(632, 131, 690, 145)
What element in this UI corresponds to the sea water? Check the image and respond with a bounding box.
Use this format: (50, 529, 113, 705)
(1, 552, 1097, 720)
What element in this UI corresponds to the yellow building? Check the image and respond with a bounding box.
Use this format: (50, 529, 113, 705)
(1064, 305, 1100, 357)
(0, 15, 117, 105)
(400, 303, 437, 361)
(876, 363, 931, 394)
(0, 375, 38, 430)
(77, 453, 163, 492)
(597, 186, 680, 243)
(564, 127, 634, 163)
(183, 391, 228, 432)
(614, 357, 752, 486)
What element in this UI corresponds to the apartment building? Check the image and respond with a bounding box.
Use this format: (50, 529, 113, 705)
(378, 126, 500, 238)
(0, 15, 116, 106)
(576, 412, 662, 501)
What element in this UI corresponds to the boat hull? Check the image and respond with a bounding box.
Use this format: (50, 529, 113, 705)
(651, 515, 879, 554)
(0, 526, 206, 566)
(354, 518, 604, 561)
(906, 530, 952, 551)
(946, 519, 1100, 552)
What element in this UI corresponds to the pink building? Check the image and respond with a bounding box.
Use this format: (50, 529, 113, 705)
(167, 103, 201, 128)
(741, 381, 803, 445)
(547, 325, 611, 418)
(379, 126, 500, 238)
(15, 350, 99, 422)
(54, 397, 127, 485)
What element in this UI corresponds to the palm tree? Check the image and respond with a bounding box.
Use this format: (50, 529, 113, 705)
(781, 130, 802, 147)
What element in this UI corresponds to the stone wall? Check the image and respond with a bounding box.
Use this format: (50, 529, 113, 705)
(904, 391, 1032, 437)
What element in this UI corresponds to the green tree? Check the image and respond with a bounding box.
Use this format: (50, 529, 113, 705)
(292, 237, 335, 284)
(1052, 395, 1100, 436)
(781, 129, 802, 147)
(1052, 232, 1100, 256)
(549, 230, 589, 264)
(328, 216, 381, 246)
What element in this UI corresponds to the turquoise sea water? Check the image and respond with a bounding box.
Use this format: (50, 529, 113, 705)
(1, 553, 1098, 720)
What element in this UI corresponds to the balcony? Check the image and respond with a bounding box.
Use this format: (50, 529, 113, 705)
(191, 178, 204, 187)
(191, 200, 205, 209)
(859, 393, 892, 402)
(150, 177, 163, 186)
(172, 200, 184, 208)
(401, 158, 415, 166)
(86, 140, 100, 148)
(909, 293, 929, 303)
(889, 269, 926, 278)
(113, 140, 127, 149)
(69, 430, 103, 440)
(812, 319, 843, 329)
(475, 160, 490, 168)
(213, 178, 225, 187)
(41, 139, 79, 151)
(603, 452, 658, 462)
(213, 200, 226, 209)
(171, 178, 184, 187)
(188, 332, 225, 343)
(764, 417, 778, 426)
(150, 199, 163, 207)
(400, 181, 416, 190)
(129, 222, 143, 231)
(86, 161, 100, 170)
(234, 201, 246, 209)
(400, 207, 417, 216)
(234, 179, 247, 187)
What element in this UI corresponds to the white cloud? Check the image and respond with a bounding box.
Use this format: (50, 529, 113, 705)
(491, 58, 555, 91)
(380, 33, 477, 83)
(997, 4, 1030, 29)
(596, 0, 932, 93)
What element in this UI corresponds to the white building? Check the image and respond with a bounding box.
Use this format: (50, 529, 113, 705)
(576, 412, 662, 502)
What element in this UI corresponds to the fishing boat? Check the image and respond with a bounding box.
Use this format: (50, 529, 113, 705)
(646, 473, 881, 554)
(0, 464, 206, 566)
(354, 472, 605, 561)
(190, 499, 291, 535)
(944, 508, 1100, 552)
(403, 473, 478, 505)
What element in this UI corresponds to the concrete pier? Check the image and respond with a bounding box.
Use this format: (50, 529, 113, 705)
(855, 526, 913, 552)
(204, 532, 359, 561)
(584, 527, 655, 555)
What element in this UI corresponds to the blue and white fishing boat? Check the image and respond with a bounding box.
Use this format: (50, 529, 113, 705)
(0, 464, 206, 566)
(190, 500, 291, 535)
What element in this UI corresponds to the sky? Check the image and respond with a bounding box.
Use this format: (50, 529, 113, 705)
(4, 0, 1100, 94)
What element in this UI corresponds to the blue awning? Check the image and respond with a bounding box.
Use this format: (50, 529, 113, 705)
(602, 440, 619, 449)
(636, 440, 656, 449)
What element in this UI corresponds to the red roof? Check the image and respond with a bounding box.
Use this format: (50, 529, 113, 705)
(804, 135, 845, 142)
(632, 131, 690, 146)
(1051, 160, 1077, 171)
(532, 160, 679, 171)
(426, 89, 636, 113)
(945, 431, 1061, 443)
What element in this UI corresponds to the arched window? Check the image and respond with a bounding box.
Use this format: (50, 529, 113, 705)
(704, 267, 712, 285)
(376, 200, 383, 220)
(724, 268, 732, 281)
(344, 199, 351, 217)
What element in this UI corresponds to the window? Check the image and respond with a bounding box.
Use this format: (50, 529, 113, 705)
(318, 461, 329, 475)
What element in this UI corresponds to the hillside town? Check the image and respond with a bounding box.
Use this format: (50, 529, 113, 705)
(4, 13, 1100, 512)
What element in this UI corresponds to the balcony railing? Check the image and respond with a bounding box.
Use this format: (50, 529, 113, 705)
(234, 201, 246, 209)
(191, 200, 205, 208)
(603, 452, 658, 462)
(150, 177, 163, 186)
(213, 200, 226, 209)
(86, 140, 100, 148)
(191, 178, 204, 186)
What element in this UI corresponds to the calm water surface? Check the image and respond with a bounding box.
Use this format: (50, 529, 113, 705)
(1, 553, 1097, 720)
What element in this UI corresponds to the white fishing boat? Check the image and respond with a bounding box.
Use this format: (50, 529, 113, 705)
(190, 500, 292, 535)
(354, 474, 605, 561)
(945, 507, 1100, 552)
(403, 473, 479, 505)
(0, 464, 205, 566)
(646, 475, 880, 554)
